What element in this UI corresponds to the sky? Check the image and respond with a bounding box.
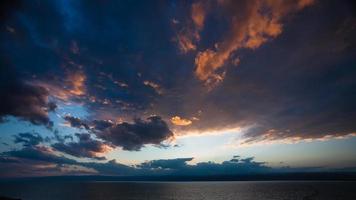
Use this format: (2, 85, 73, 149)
(0, 0, 356, 178)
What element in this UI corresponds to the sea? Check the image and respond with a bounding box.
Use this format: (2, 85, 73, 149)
(0, 181, 355, 200)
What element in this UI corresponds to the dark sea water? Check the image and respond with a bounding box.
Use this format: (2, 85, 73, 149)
(0, 181, 355, 200)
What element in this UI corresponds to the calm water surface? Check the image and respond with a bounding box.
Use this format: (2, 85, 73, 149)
(0, 181, 355, 200)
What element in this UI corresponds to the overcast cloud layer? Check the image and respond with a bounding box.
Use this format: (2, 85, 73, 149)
(0, 0, 356, 177)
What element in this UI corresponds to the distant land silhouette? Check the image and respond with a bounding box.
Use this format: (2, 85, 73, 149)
(2, 172, 356, 182)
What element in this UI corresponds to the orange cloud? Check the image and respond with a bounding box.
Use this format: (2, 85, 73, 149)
(67, 71, 86, 96)
(171, 116, 193, 126)
(194, 0, 315, 87)
(35, 70, 86, 101)
(191, 1, 206, 30)
(176, 32, 198, 53)
(90, 143, 113, 157)
(176, 1, 209, 53)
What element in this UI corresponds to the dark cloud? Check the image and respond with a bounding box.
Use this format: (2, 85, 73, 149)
(61, 116, 173, 152)
(0, 66, 55, 127)
(0, 0, 356, 178)
(52, 133, 109, 160)
(97, 116, 173, 151)
(47, 101, 57, 112)
(0, 142, 354, 177)
(186, 157, 270, 176)
(0, 145, 133, 177)
(155, 0, 356, 145)
(0, 147, 273, 177)
(11, 131, 107, 161)
(137, 156, 271, 176)
(1, 0, 355, 145)
(0, 156, 19, 163)
(14, 132, 44, 147)
(0, 146, 97, 177)
(138, 157, 193, 170)
(62, 117, 113, 132)
(81, 159, 135, 176)
(63, 116, 90, 130)
(53, 130, 73, 143)
(2, 146, 77, 166)
(92, 120, 114, 131)
(209, 0, 356, 144)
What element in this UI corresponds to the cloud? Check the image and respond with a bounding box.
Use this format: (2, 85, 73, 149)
(60, 115, 173, 152)
(52, 133, 111, 160)
(1, 0, 356, 174)
(92, 120, 114, 131)
(56, 164, 98, 174)
(63, 116, 90, 130)
(0, 145, 133, 177)
(175, 1, 209, 53)
(191, 1, 206, 30)
(176, 31, 198, 53)
(0, 146, 97, 177)
(67, 70, 86, 96)
(143, 80, 163, 95)
(62, 117, 113, 132)
(0, 67, 55, 127)
(47, 101, 57, 112)
(138, 157, 193, 170)
(81, 159, 136, 176)
(2, 146, 77, 165)
(170, 116, 192, 126)
(14, 132, 44, 147)
(0, 157, 19, 163)
(35, 70, 86, 101)
(97, 116, 173, 151)
(194, 0, 314, 87)
(237, 127, 356, 147)
(1, 142, 354, 177)
(136, 156, 271, 176)
(1, 148, 270, 177)
(11, 131, 109, 161)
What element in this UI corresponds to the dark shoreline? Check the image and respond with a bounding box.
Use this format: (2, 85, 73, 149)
(2, 172, 356, 182)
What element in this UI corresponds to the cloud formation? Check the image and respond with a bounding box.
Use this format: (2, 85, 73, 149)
(194, 0, 314, 87)
(143, 80, 163, 95)
(170, 116, 192, 126)
(0, 0, 356, 177)
(92, 120, 114, 131)
(52, 133, 111, 160)
(14, 132, 44, 147)
(35, 70, 87, 101)
(60, 115, 174, 151)
(0, 146, 96, 177)
(175, 1, 208, 53)
(97, 116, 173, 151)
(63, 116, 90, 130)
(0, 146, 275, 177)
(0, 67, 55, 127)
(1, 134, 354, 177)
(138, 157, 193, 170)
